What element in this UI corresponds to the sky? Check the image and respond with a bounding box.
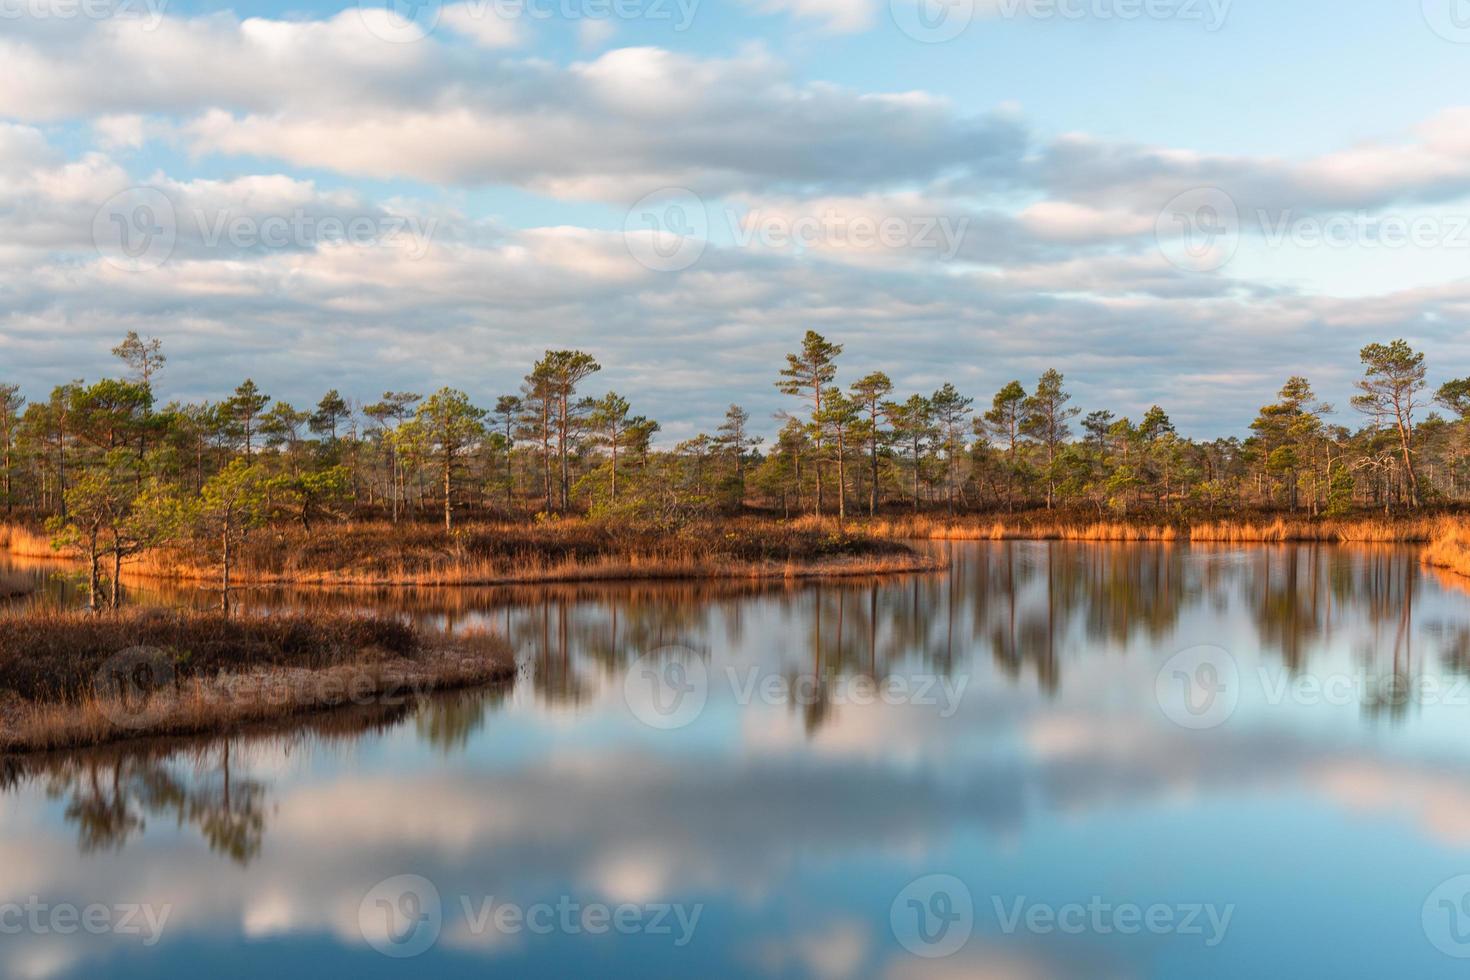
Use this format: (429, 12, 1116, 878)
(5, 0, 1470, 443)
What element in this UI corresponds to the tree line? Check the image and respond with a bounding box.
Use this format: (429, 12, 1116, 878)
(0, 331, 1462, 606)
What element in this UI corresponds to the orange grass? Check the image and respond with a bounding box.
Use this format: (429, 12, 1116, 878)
(0, 523, 52, 558)
(49, 518, 942, 587)
(867, 514, 1440, 544)
(1423, 519, 1470, 581)
(2, 514, 1439, 589)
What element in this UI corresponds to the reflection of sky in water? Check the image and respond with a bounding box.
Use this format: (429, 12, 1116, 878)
(4, 542, 1470, 977)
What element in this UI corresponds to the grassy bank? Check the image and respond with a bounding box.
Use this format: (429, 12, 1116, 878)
(0, 610, 515, 753)
(1, 518, 941, 587)
(866, 514, 1442, 543)
(0, 513, 1448, 591)
(1424, 520, 1470, 579)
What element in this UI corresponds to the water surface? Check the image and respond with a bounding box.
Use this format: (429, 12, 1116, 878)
(3, 541, 1470, 978)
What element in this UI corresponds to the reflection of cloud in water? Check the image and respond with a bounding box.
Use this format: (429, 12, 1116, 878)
(2, 542, 1470, 976)
(753, 919, 870, 979)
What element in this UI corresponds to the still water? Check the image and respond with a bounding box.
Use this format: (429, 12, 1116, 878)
(4, 541, 1470, 978)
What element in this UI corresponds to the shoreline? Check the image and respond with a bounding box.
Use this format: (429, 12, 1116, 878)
(0, 518, 946, 589)
(0, 611, 517, 755)
(2, 514, 1454, 591)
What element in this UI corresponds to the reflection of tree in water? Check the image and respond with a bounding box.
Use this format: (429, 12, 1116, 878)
(935, 540, 1431, 702)
(502, 590, 712, 707)
(1250, 545, 1329, 673)
(53, 540, 1448, 734)
(0, 699, 450, 862)
(415, 686, 511, 753)
(1427, 618, 1470, 676)
(961, 541, 1192, 693)
(18, 741, 268, 864)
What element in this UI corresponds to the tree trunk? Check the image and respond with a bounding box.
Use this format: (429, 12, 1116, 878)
(1397, 419, 1420, 507)
(912, 440, 920, 513)
(836, 429, 847, 523)
(221, 525, 231, 616)
(111, 540, 122, 612)
(558, 393, 570, 512)
(87, 535, 100, 614)
(868, 414, 879, 517)
(812, 382, 823, 518)
(444, 450, 453, 531)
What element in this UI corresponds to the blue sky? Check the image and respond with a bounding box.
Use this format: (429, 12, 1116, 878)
(5, 0, 1470, 442)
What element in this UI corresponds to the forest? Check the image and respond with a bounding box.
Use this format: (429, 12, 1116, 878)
(0, 329, 1465, 607)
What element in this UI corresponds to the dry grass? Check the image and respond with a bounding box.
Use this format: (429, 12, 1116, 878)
(0, 523, 52, 558)
(84, 518, 941, 586)
(0, 609, 515, 753)
(867, 514, 1440, 544)
(3, 513, 1440, 590)
(1423, 519, 1470, 580)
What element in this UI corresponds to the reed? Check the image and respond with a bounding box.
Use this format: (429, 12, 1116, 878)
(0, 522, 52, 558)
(3, 513, 1440, 590)
(868, 514, 1439, 544)
(0, 609, 515, 753)
(75, 518, 941, 587)
(1422, 519, 1470, 580)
